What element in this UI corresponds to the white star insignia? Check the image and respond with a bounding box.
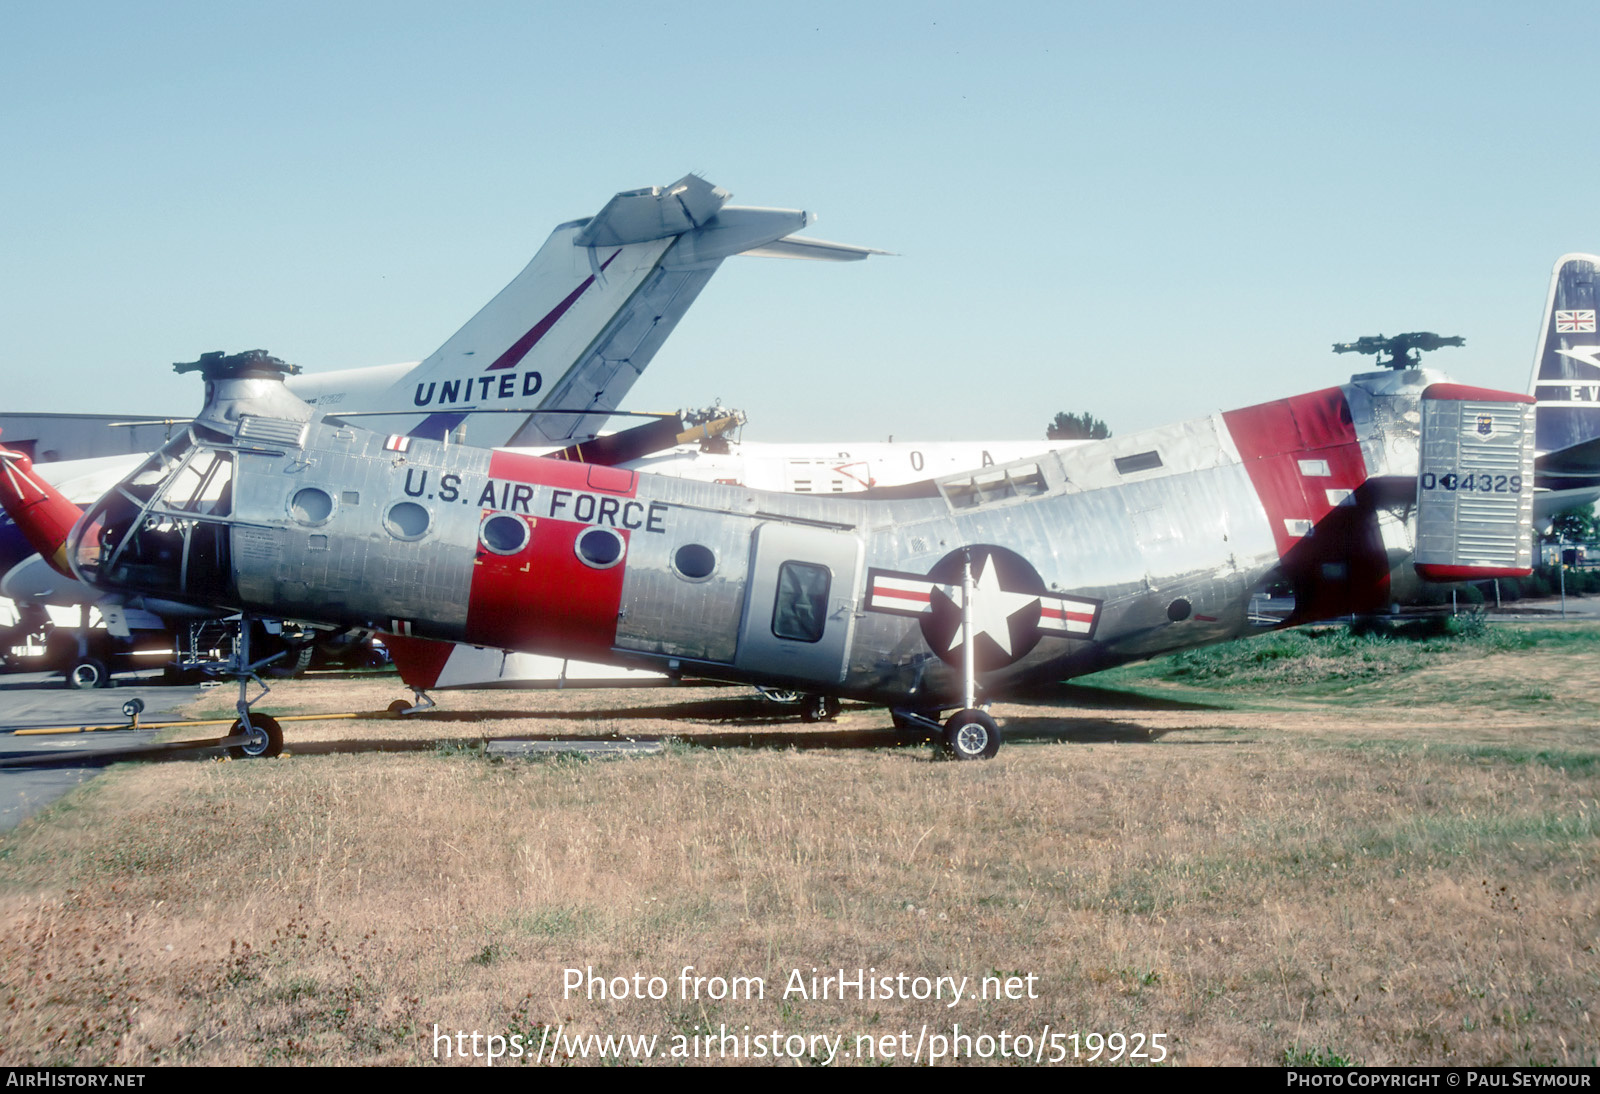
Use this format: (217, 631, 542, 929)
(943, 555, 1040, 658)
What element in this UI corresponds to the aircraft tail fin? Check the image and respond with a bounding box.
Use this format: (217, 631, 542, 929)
(0, 440, 84, 578)
(1529, 254, 1600, 454)
(1526, 254, 1600, 518)
(300, 175, 878, 448)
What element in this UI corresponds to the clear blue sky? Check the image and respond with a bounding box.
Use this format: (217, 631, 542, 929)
(2, 1, 1593, 442)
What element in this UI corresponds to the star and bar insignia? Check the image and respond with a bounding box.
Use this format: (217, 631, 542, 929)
(866, 545, 1101, 671)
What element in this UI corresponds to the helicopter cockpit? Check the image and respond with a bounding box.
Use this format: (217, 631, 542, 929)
(67, 349, 311, 608)
(70, 425, 239, 603)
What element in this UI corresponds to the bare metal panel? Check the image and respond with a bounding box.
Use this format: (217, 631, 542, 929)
(613, 505, 754, 664)
(230, 425, 489, 635)
(734, 522, 863, 685)
(1416, 396, 1535, 572)
(236, 416, 307, 448)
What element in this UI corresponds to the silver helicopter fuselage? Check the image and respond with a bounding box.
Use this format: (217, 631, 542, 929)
(66, 358, 1535, 710)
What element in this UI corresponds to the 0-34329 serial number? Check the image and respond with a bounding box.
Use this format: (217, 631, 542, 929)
(1420, 472, 1523, 493)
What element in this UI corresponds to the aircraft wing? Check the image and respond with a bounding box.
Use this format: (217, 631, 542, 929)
(1537, 434, 1600, 480)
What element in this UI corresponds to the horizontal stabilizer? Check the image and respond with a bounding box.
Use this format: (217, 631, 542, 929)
(574, 174, 730, 247)
(1536, 434, 1600, 480)
(658, 206, 814, 269)
(742, 235, 892, 262)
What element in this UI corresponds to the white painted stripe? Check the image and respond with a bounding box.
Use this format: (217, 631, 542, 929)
(873, 575, 935, 594)
(870, 590, 932, 613)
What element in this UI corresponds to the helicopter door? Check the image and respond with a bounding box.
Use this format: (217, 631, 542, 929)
(734, 521, 862, 686)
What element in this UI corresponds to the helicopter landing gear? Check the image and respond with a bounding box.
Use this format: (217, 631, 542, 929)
(227, 714, 284, 759)
(940, 708, 1001, 761)
(387, 688, 435, 717)
(215, 616, 288, 760)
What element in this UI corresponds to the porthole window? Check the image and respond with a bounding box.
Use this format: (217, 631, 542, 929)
(479, 513, 530, 555)
(574, 526, 625, 569)
(673, 543, 716, 580)
(384, 500, 431, 540)
(290, 486, 334, 526)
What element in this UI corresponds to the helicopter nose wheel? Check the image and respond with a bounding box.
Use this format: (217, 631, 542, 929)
(941, 709, 1001, 761)
(226, 714, 283, 759)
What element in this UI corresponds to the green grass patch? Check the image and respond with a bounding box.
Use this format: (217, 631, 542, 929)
(1332, 740, 1600, 774)
(1084, 621, 1600, 699)
(1284, 1043, 1356, 1067)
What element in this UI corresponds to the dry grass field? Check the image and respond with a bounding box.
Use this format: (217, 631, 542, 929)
(1, 622, 1596, 1066)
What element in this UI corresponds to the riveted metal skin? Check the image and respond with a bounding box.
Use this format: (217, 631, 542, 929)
(62, 364, 1536, 711)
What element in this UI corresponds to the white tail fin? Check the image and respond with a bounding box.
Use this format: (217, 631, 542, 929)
(289, 175, 880, 447)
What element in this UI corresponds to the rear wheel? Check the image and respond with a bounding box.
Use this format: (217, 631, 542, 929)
(66, 657, 108, 690)
(941, 709, 1000, 760)
(227, 715, 283, 759)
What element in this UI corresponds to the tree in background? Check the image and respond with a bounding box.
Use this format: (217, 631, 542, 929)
(1046, 411, 1111, 441)
(1545, 505, 1599, 545)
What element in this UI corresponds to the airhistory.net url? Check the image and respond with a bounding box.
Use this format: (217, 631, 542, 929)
(430, 1023, 1170, 1065)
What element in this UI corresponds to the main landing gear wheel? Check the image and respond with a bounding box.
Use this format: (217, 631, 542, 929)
(67, 657, 109, 690)
(387, 699, 412, 716)
(227, 714, 283, 759)
(942, 708, 1001, 761)
(800, 695, 841, 723)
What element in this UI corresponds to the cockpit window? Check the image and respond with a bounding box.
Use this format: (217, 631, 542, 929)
(162, 449, 233, 515)
(70, 428, 237, 603)
(126, 435, 193, 499)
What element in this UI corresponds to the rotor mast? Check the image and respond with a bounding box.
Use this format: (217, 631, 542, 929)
(1331, 332, 1465, 371)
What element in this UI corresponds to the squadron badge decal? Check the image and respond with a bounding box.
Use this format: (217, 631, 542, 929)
(866, 545, 1100, 671)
